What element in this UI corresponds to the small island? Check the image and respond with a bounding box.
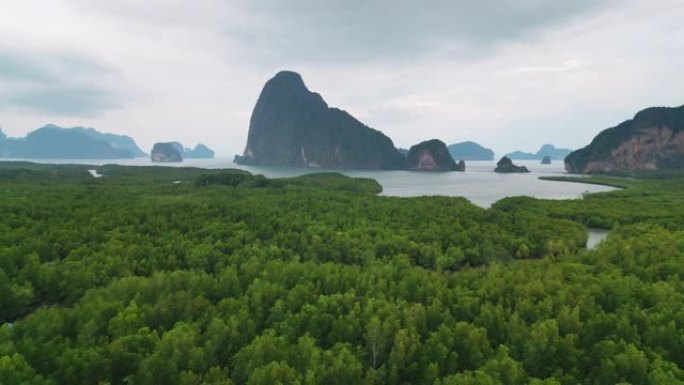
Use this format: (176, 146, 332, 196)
(495, 156, 530, 173)
(406, 139, 462, 171)
(541, 156, 552, 165)
(151, 142, 183, 163)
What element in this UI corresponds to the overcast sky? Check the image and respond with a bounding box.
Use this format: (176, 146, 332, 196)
(1, 0, 683, 156)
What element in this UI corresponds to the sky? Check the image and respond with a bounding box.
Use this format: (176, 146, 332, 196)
(0, 0, 683, 157)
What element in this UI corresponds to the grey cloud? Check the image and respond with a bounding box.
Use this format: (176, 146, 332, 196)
(67, 0, 615, 64)
(0, 48, 121, 116)
(0, 56, 56, 83)
(5, 86, 121, 116)
(225, 0, 616, 63)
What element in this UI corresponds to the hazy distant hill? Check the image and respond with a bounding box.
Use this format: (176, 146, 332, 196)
(69, 125, 147, 157)
(0, 125, 135, 159)
(447, 141, 494, 161)
(505, 144, 572, 161)
(0, 128, 6, 141)
(185, 144, 214, 158)
(168, 141, 215, 159)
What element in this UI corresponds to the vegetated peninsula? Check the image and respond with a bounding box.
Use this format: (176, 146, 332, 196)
(566, 105, 684, 174)
(0, 124, 137, 159)
(406, 139, 463, 171)
(234, 71, 405, 169)
(505, 144, 572, 161)
(447, 141, 494, 161)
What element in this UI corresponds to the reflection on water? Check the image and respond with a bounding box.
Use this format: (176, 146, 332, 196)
(587, 228, 610, 249)
(3, 158, 617, 208)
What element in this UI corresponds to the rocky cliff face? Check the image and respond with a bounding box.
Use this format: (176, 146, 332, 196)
(565, 106, 684, 173)
(235, 71, 405, 170)
(406, 139, 461, 171)
(495, 156, 529, 173)
(151, 142, 183, 163)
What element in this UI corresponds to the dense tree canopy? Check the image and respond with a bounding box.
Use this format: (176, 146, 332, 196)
(0, 163, 682, 384)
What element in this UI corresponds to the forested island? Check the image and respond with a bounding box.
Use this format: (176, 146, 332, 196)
(1, 162, 683, 384)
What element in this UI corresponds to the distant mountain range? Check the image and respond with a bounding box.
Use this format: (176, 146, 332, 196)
(0, 125, 139, 159)
(0, 124, 215, 160)
(447, 141, 494, 161)
(505, 144, 572, 161)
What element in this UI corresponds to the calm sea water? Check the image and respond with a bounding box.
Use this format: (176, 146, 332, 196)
(3, 157, 616, 207)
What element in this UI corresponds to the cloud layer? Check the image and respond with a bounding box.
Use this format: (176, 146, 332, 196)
(0, 0, 682, 156)
(0, 48, 121, 116)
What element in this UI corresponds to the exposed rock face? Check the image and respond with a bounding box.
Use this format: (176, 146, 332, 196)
(0, 126, 134, 159)
(406, 139, 461, 171)
(447, 141, 494, 161)
(565, 106, 684, 173)
(506, 144, 572, 161)
(151, 142, 183, 163)
(495, 156, 529, 173)
(541, 156, 552, 164)
(235, 71, 405, 169)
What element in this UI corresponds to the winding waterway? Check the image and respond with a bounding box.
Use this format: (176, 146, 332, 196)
(3, 158, 617, 208)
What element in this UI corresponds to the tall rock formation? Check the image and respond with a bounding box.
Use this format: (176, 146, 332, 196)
(406, 139, 461, 171)
(235, 71, 405, 169)
(566, 106, 684, 173)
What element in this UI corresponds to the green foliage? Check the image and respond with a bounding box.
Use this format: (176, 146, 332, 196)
(498, 176, 684, 229)
(0, 164, 683, 384)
